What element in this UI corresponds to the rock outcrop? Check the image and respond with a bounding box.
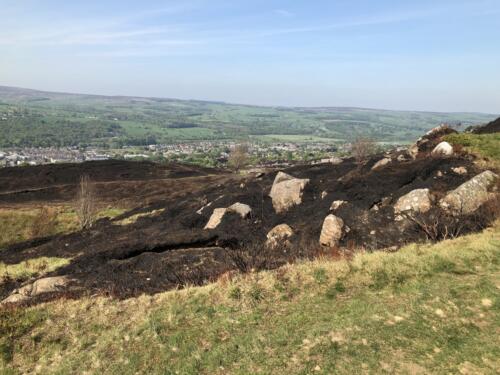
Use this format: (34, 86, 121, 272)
(431, 142, 454, 157)
(269, 172, 309, 213)
(409, 125, 457, 158)
(439, 171, 498, 214)
(204, 203, 252, 229)
(266, 224, 294, 248)
(394, 189, 433, 214)
(319, 215, 344, 247)
(371, 157, 391, 170)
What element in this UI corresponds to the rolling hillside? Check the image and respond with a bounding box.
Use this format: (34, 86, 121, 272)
(0, 86, 496, 147)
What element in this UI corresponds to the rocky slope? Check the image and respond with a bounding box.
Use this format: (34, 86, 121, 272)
(1, 126, 498, 304)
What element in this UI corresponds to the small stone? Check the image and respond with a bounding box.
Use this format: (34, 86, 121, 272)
(330, 200, 347, 211)
(372, 157, 391, 170)
(452, 166, 467, 175)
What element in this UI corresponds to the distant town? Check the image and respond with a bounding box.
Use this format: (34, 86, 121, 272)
(0, 140, 354, 169)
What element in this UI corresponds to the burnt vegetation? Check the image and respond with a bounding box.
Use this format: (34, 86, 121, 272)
(0, 127, 498, 304)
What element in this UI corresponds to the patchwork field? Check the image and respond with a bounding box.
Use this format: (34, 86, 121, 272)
(0, 86, 496, 147)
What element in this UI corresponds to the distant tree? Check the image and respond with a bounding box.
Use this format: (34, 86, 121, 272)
(228, 143, 250, 171)
(75, 175, 96, 230)
(351, 137, 376, 162)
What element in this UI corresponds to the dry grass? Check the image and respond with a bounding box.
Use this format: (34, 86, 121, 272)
(1, 221, 498, 374)
(0, 206, 126, 249)
(113, 208, 166, 226)
(0, 257, 70, 284)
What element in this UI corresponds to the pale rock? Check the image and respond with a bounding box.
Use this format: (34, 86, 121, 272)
(371, 157, 391, 170)
(1, 293, 29, 304)
(204, 208, 228, 229)
(439, 170, 499, 214)
(431, 142, 454, 157)
(319, 215, 344, 247)
(269, 172, 309, 213)
(266, 224, 294, 248)
(2, 276, 70, 304)
(394, 188, 433, 214)
(30, 276, 70, 296)
(452, 166, 467, 175)
(321, 191, 328, 200)
(204, 203, 252, 229)
(196, 201, 212, 215)
(330, 200, 347, 211)
(227, 203, 252, 218)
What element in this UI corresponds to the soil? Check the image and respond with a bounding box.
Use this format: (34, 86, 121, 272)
(0, 134, 497, 304)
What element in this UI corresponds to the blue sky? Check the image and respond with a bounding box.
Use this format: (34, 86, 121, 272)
(1, 0, 499, 113)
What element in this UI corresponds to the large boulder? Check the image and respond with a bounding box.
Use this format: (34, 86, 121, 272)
(266, 224, 294, 248)
(319, 215, 344, 247)
(439, 171, 499, 214)
(431, 142, 454, 157)
(269, 172, 310, 213)
(371, 157, 391, 170)
(204, 203, 252, 230)
(394, 189, 433, 214)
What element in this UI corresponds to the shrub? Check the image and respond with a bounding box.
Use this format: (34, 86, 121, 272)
(228, 143, 250, 171)
(351, 137, 377, 162)
(29, 206, 57, 238)
(75, 175, 96, 230)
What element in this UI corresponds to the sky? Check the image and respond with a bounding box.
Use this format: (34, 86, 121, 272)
(1, 0, 499, 113)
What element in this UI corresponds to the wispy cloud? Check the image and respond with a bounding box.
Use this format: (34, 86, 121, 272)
(274, 9, 294, 18)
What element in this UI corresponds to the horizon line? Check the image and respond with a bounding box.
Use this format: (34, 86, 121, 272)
(1, 83, 498, 117)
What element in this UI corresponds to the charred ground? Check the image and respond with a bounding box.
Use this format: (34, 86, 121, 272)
(1, 129, 498, 305)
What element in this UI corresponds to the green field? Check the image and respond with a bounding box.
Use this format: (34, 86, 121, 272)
(0, 86, 496, 147)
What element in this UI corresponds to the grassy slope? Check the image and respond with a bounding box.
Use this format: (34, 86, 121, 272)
(1, 222, 499, 374)
(445, 133, 500, 161)
(0, 207, 126, 249)
(0, 87, 497, 146)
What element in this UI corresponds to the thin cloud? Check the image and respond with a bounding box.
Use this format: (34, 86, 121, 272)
(274, 9, 294, 17)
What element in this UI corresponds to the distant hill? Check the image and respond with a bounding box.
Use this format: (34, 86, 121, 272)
(0, 85, 497, 148)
